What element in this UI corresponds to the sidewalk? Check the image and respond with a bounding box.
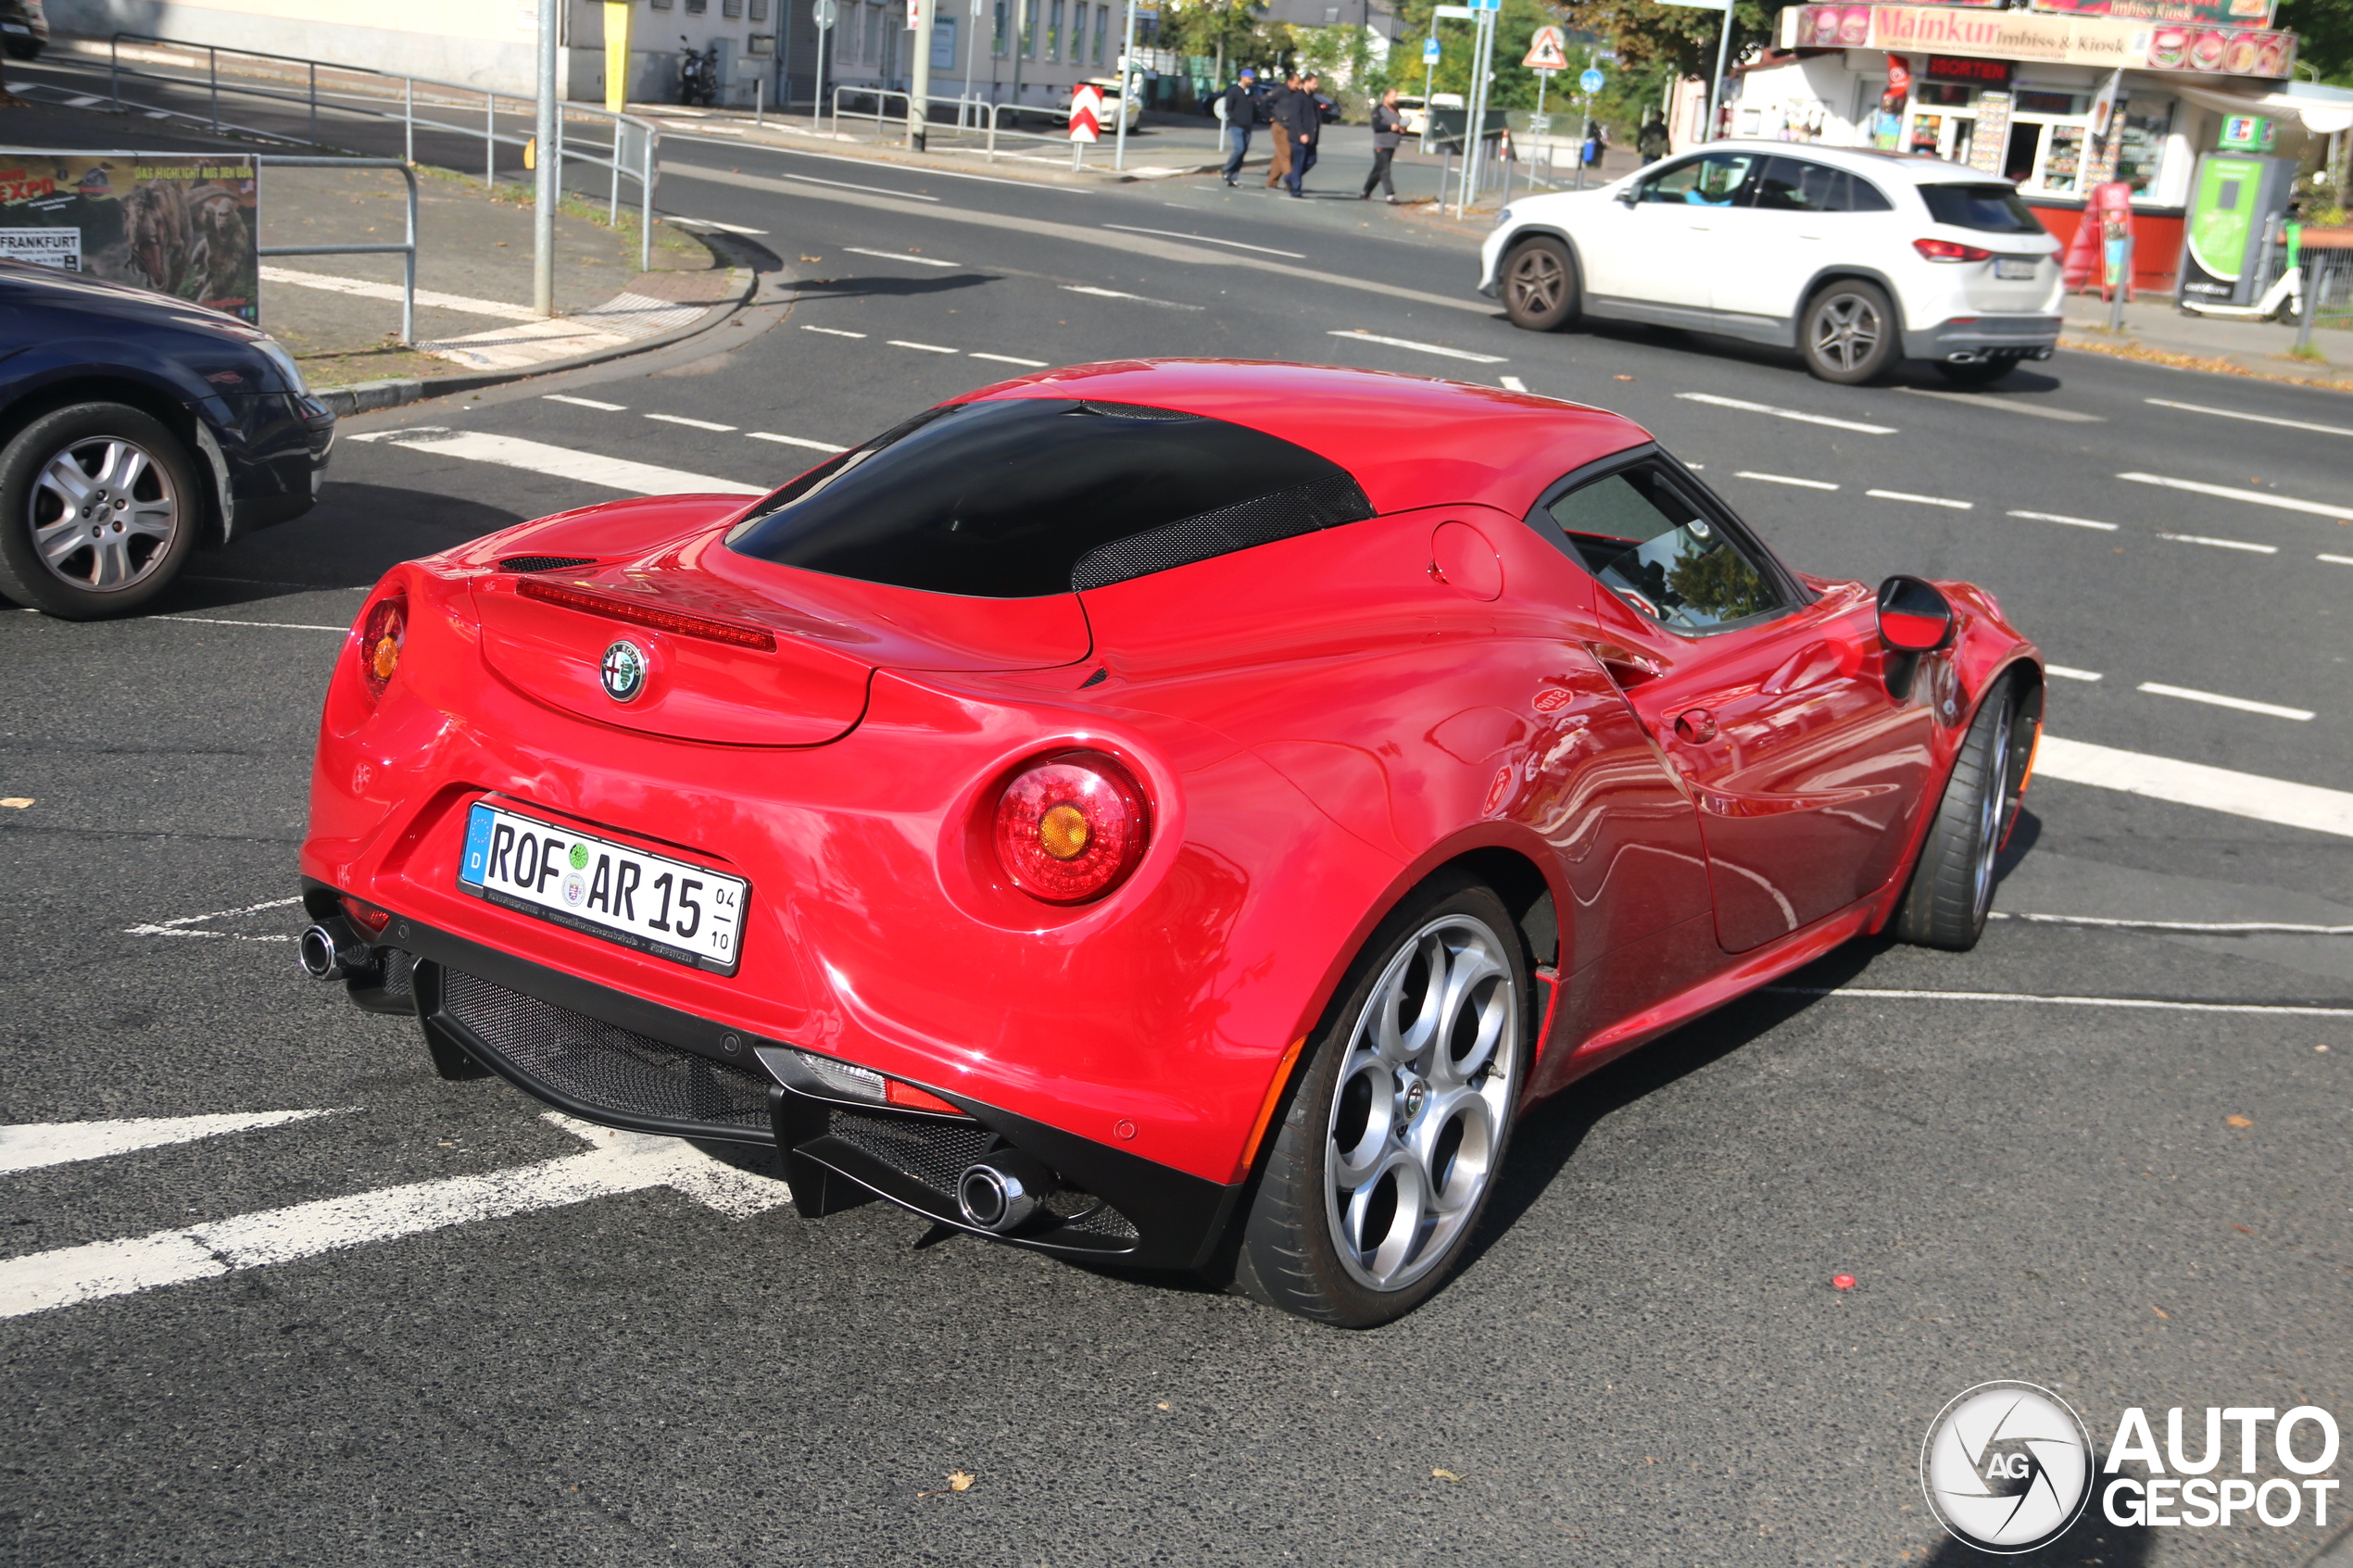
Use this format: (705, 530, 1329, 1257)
(0, 99, 747, 402)
(2060, 292, 2353, 391)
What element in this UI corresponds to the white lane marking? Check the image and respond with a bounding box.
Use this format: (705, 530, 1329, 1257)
(801, 324, 868, 338)
(1675, 392, 1897, 434)
(1733, 470, 1840, 491)
(2007, 508, 2119, 532)
(543, 394, 626, 411)
(2045, 665, 2103, 682)
(665, 216, 770, 235)
(1991, 911, 2353, 935)
(2322, 553, 2353, 567)
(1768, 986, 2352, 1018)
(2118, 471, 2353, 522)
(2158, 532, 2277, 555)
(122, 896, 304, 937)
(1499, 375, 1529, 392)
(844, 246, 959, 268)
(970, 352, 1049, 367)
(1899, 387, 2104, 422)
(350, 428, 766, 496)
(1327, 329, 1506, 365)
(258, 265, 535, 321)
(0, 1115, 790, 1321)
(1058, 283, 1202, 310)
(155, 616, 346, 632)
(887, 339, 960, 354)
(1867, 488, 1973, 509)
(2136, 682, 2314, 721)
(661, 119, 743, 133)
(2146, 398, 2353, 437)
(645, 412, 738, 432)
(0, 1111, 337, 1176)
(747, 432, 849, 452)
(2035, 734, 2351, 836)
(1102, 223, 1306, 258)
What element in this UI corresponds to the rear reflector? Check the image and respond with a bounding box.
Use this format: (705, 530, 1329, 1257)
(516, 579, 777, 652)
(885, 1080, 964, 1115)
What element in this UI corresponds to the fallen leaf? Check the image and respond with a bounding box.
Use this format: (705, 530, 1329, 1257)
(2153, 1306, 2171, 1319)
(0, 797, 32, 809)
(2319, 1045, 2332, 1052)
(2233, 1224, 2254, 1235)
(949, 1472, 975, 1492)
(1432, 1468, 1462, 1482)
(1614, 374, 1635, 382)
(2226, 1115, 2253, 1128)
(799, 254, 823, 262)
(1155, 1401, 1171, 1411)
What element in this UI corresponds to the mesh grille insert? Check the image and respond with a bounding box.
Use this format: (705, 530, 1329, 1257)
(497, 555, 598, 573)
(824, 1104, 998, 1198)
(440, 968, 772, 1131)
(379, 948, 415, 999)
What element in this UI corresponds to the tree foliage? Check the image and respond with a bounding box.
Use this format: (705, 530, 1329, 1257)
(1579, 0, 1780, 82)
(2277, 0, 2353, 82)
(1386, 0, 1579, 110)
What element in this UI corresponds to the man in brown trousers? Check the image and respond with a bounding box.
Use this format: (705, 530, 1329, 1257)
(1264, 74, 1300, 189)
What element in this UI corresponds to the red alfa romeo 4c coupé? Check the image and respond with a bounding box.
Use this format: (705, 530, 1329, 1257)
(299, 360, 2042, 1326)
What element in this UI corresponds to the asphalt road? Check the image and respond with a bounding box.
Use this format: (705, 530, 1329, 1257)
(4, 93, 2352, 1568)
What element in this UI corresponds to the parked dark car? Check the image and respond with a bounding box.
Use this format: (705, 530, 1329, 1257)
(0, 0, 47, 61)
(0, 259, 334, 618)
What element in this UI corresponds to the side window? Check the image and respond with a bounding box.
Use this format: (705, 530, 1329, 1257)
(1542, 467, 1791, 634)
(1848, 174, 1894, 211)
(1754, 157, 1853, 213)
(1639, 152, 1759, 207)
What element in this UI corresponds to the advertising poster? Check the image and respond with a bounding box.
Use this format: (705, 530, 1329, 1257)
(1781, 6, 2296, 77)
(0, 156, 260, 322)
(2032, 0, 2274, 28)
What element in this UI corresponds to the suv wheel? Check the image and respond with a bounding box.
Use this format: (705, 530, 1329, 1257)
(1801, 281, 1899, 384)
(0, 402, 201, 619)
(1500, 236, 1579, 332)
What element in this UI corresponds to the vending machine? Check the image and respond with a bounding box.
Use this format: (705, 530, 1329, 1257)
(2178, 152, 2297, 309)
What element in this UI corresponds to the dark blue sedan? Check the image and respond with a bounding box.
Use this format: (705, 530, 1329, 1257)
(0, 258, 335, 618)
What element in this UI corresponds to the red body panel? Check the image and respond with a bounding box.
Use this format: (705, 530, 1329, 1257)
(303, 362, 2038, 1192)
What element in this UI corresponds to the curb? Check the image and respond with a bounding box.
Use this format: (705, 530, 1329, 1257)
(311, 255, 758, 417)
(641, 107, 1226, 189)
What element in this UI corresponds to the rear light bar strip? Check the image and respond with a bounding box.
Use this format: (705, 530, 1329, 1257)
(516, 579, 778, 652)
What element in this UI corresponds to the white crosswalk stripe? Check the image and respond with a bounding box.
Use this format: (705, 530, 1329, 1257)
(351, 428, 767, 495)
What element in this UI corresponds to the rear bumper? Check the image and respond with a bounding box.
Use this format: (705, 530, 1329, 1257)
(305, 881, 1240, 1273)
(1901, 316, 2062, 363)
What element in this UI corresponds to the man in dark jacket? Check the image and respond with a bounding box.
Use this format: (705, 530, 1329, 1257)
(1362, 86, 1404, 202)
(1219, 69, 1261, 186)
(1293, 73, 1326, 194)
(1264, 73, 1301, 190)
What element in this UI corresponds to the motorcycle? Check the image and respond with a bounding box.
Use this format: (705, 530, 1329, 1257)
(677, 37, 719, 107)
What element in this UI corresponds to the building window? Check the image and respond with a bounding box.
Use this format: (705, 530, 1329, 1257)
(749, 0, 768, 17)
(2115, 100, 2172, 194)
(1094, 3, 1107, 64)
(724, 0, 743, 17)
(685, 0, 707, 13)
(1023, 0, 1037, 58)
(749, 31, 774, 53)
(933, 15, 956, 68)
(993, 0, 1008, 56)
(1048, 0, 1063, 60)
(649, 0, 673, 9)
(2015, 89, 2081, 116)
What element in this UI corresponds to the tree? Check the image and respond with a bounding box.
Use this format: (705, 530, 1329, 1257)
(1159, 0, 1269, 75)
(2278, 0, 2353, 83)
(1389, 0, 1578, 111)
(1579, 0, 1783, 84)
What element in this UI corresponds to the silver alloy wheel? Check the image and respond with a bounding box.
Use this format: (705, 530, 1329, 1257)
(1969, 700, 2015, 922)
(1811, 293, 1882, 374)
(1509, 247, 1565, 317)
(1324, 913, 1519, 1292)
(28, 433, 182, 594)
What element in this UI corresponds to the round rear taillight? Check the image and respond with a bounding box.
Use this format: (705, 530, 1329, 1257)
(992, 752, 1150, 904)
(359, 594, 407, 702)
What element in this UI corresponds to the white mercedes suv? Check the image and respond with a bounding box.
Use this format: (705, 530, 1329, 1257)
(1478, 143, 2065, 385)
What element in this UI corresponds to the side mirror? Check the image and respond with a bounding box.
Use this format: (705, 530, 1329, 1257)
(1615, 185, 1639, 207)
(1877, 575, 1955, 653)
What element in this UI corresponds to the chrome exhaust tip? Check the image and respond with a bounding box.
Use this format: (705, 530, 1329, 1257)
(956, 1151, 1057, 1234)
(297, 919, 375, 983)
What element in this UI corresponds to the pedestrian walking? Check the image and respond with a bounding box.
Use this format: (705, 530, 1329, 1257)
(1636, 111, 1669, 163)
(1293, 73, 1325, 194)
(1265, 73, 1300, 190)
(1219, 68, 1262, 186)
(1581, 117, 1604, 170)
(1362, 87, 1404, 203)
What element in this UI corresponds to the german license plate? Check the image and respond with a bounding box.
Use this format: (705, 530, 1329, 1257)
(1994, 257, 2038, 280)
(459, 801, 747, 974)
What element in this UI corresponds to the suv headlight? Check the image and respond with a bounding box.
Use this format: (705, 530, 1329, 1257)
(252, 334, 310, 397)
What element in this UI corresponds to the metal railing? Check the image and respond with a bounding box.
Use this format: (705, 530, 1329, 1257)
(102, 31, 661, 272)
(824, 85, 1087, 162)
(2296, 242, 2352, 356)
(255, 155, 420, 342)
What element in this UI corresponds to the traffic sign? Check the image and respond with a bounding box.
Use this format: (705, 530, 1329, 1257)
(1579, 66, 1605, 93)
(1423, 36, 1441, 62)
(1467, 0, 1500, 12)
(812, 0, 835, 28)
(1523, 26, 1569, 71)
(1069, 82, 1102, 142)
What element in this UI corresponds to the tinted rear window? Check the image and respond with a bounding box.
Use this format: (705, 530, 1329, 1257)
(1919, 182, 2045, 234)
(725, 398, 1373, 597)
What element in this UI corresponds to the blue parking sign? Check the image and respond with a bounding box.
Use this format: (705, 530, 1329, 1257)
(1423, 36, 1441, 61)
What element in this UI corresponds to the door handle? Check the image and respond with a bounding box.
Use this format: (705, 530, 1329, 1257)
(1673, 709, 1718, 744)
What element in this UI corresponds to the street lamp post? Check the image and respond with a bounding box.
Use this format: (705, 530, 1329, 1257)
(909, 0, 935, 148)
(1113, 0, 1139, 171)
(534, 0, 558, 317)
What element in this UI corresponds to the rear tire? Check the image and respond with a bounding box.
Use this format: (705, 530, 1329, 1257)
(0, 402, 201, 620)
(1500, 236, 1579, 332)
(1934, 358, 2018, 387)
(1800, 280, 1899, 384)
(1894, 684, 2028, 950)
(1234, 874, 1531, 1327)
